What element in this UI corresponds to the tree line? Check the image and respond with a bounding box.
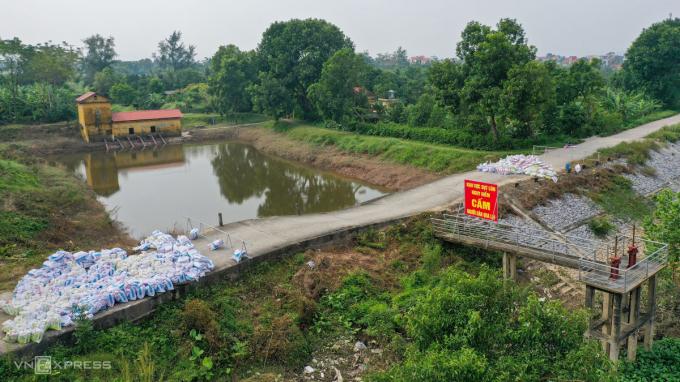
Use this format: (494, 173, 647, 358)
(1, 17, 679, 150)
(0, 31, 207, 123)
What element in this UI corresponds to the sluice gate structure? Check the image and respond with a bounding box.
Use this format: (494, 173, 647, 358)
(431, 213, 668, 362)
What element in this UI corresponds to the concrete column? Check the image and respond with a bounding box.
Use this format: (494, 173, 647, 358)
(627, 287, 641, 361)
(609, 293, 623, 361)
(644, 275, 657, 350)
(584, 285, 595, 309)
(601, 292, 612, 353)
(509, 254, 517, 281)
(502, 253, 509, 280)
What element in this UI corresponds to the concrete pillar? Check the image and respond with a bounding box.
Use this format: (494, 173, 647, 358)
(502, 253, 510, 280)
(601, 292, 612, 353)
(509, 254, 517, 281)
(627, 287, 641, 361)
(609, 293, 623, 361)
(644, 275, 657, 350)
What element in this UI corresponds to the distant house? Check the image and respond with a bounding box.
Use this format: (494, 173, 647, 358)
(378, 89, 400, 109)
(76, 92, 182, 143)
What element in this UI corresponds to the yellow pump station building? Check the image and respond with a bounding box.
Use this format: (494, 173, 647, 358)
(76, 92, 182, 143)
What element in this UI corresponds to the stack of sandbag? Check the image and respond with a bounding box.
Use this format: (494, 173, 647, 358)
(0, 231, 214, 344)
(477, 154, 558, 182)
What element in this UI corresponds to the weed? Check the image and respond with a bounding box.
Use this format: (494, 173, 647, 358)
(534, 268, 561, 287)
(589, 216, 615, 237)
(590, 176, 653, 221)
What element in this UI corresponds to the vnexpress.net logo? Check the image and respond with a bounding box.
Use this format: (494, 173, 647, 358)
(34, 356, 51, 375)
(14, 356, 111, 375)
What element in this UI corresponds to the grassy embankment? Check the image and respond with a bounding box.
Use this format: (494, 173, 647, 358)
(266, 121, 517, 174)
(0, 217, 624, 381)
(182, 112, 269, 130)
(0, 125, 133, 291)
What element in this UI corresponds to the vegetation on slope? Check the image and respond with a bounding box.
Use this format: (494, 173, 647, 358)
(0, 147, 132, 291)
(0, 217, 621, 381)
(269, 121, 511, 173)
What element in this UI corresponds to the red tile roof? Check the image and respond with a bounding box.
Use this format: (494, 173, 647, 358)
(112, 109, 182, 123)
(76, 92, 96, 103)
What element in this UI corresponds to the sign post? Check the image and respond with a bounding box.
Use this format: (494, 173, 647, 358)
(464, 179, 498, 222)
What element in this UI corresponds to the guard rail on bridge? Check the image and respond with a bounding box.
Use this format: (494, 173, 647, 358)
(431, 213, 667, 293)
(184, 217, 248, 253)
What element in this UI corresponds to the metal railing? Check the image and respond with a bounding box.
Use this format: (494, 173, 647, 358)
(431, 213, 668, 293)
(185, 217, 248, 253)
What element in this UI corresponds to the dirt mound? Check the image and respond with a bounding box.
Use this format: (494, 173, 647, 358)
(293, 250, 383, 300)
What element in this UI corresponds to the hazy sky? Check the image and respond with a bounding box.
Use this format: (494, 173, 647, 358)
(2, 0, 679, 60)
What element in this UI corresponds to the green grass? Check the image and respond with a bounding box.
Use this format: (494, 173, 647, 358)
(622, 109, 678, 130)
(270, 121, 514, 173)
(590, 176, 653, 221)
(0, 159, 39, 192)
(597, 123, 680, 165)
(182, 112, 269, 129)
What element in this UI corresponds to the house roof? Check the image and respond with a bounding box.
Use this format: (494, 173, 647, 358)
(112, 109, 183, 123)
(76, 92, 97, 103)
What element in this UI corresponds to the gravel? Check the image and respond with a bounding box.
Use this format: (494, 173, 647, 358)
(531, 193, 602, 231)
(624, 142, 680, 195)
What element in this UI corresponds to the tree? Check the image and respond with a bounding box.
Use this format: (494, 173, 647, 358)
(644, 190, 680, 264)
(109, 82, 137, 105)
(623, 18, 680, 108)
(0, 38, 29, 120)
(307, 48, 369, 123)
(208, 44, 256, 118)
(155, 31, 196, 72)
(428, 59, 464, 114)
(256, 18, 353, 119)
(457, 19, 536, 142)
(82, 34, 116, 84)
(248, 72, 292, 121)
(23, 42, 78, 86)
(93, 67, 123, 95)
(500, 61, 555, 138)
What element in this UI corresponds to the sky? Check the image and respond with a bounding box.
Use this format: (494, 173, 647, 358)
(2, 0, 679, 60)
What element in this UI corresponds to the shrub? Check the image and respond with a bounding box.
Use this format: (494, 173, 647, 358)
(182, 299, 221, 348)
(619, 338, 680, 381)
(589, 216, 615, 237)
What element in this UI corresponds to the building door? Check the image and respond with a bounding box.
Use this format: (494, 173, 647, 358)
(150, 126, 156, 133)
(128, 128, 134, 135)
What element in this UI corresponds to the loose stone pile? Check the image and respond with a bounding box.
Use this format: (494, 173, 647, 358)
(624, 142, 680, 195)
(532, 194, 602, 231)
(0, 231, 214, 344)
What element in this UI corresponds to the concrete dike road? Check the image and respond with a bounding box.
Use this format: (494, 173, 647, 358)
(2, 113, 680, 358)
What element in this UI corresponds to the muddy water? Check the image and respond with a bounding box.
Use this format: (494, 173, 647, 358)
(56, 142, 386, 238)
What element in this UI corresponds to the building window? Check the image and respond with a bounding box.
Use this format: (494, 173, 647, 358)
(128, 128, 134, 135)
(150, 126, 156, 133)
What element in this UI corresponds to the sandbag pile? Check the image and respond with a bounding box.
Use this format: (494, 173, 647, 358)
(477, 154, 558, 182)
(0, 231, 214, 344)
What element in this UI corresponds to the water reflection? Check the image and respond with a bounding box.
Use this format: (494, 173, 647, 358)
(57, 142, 385, 237)
(211, 144, 362, 216)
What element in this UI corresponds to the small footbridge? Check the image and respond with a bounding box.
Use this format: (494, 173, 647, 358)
(431, 213, 667, 293)
(431, 212, 668, 361)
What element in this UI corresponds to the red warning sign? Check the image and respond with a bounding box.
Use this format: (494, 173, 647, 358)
(464, 179, 498, 222)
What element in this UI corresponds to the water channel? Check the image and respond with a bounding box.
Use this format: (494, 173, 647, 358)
(56, 142, 387, 238)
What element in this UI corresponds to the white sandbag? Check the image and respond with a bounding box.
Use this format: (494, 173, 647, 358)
(0, 231, 214, 344)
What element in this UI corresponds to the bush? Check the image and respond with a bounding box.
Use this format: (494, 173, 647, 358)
(182, 299, 221, 349)
(619, 338, 680, 381)
(589, 216, 614, 237)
